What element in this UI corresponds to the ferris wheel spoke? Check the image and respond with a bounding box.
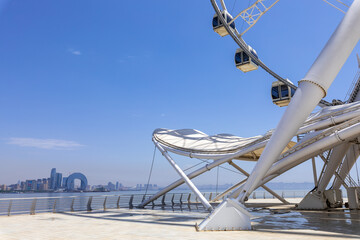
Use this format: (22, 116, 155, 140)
(322, 0, 353, 13)
(220, 0, 227, 11)
(335, 0, 350, 7)
(228, 0, 280, 36)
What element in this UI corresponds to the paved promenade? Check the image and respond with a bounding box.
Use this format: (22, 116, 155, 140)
(0, 198, 359, 240)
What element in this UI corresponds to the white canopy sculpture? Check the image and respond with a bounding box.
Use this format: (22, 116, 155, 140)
(141, 101, 360, 207)
(153, 128, 291, 160)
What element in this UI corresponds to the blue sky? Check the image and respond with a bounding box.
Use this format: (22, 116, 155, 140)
(0, 0, 359, 187)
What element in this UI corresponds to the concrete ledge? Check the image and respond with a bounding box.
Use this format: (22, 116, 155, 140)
(0, 198, 358, 239)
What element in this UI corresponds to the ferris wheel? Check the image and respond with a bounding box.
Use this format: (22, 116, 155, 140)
(140, 0, 360, 232)
(197, 0, 360, 231)
(210, 0, 354, 107)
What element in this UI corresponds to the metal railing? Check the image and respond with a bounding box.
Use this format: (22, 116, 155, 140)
(0, 191, 307, 216)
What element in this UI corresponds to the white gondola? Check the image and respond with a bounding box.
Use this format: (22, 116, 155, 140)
(212, 11, 235, 37)
(234, 47, 259, 73)
(271, 81, 296, 107)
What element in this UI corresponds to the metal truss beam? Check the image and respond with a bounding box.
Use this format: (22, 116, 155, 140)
(230, 0, 280, 36)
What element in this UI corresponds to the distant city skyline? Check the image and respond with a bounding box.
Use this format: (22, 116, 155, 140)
(0, 168, 90, 192)
(0, 167, 159, 192)
(0, 0, 360, 187)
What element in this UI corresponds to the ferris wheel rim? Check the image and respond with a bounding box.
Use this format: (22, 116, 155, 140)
(220, 0, 227, 11)
(210, 0, 332, 107)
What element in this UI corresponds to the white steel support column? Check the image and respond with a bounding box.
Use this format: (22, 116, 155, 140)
(212, 179, 247, 202)
(208, 120, 360, 210)
(228, 123, 360, 206)
(252, 122, 360, 194)
(239, 82, 325, 201)
(139, 140, 268, 208)
(228, 161, 289, 204)
(297, 143, 350, 209)
(312, 157, 318, 186)
(264, 123, 360, 184)
(317, 144, 350, 192)
(199, 0, 360, 228)
(153, 140, 213, 212)
(239, 0, 360, 202)
(333, 143, 360, 189)
(331, 80, 360, 189)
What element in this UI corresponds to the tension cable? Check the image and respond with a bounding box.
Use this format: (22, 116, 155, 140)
(144, 146, 156, 197)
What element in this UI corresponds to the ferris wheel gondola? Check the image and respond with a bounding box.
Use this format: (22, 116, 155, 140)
(234, 47, 259, 73)
(212, 11, 235, 37)
(271, 81, 296, 107)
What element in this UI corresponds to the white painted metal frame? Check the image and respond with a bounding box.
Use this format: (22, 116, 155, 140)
(139, 139, 269, 208)
(332, 143, 360, 188)
(228, 117, 360, 200)
(153, 140, 213, 212)
(197, 118, 360, 230)
(145, 106, 360, 229)
(141, 103, 360, 208)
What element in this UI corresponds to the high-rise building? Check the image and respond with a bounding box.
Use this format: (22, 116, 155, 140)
(25, 180, 36, 191)
(65, 172, 88, 191)
(50, 168, 56, 190)
(36, 179, 42, 191)
(42, 178, 49, 191)
(20, 181, 25, 190)
(107, 182, 115, 191)
(115, 182, 124, 190)
(62, 177, 68, 188)
(55, 173, 62, 189)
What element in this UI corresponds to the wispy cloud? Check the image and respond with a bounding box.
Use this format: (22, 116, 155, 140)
(68, 48, 82, 56)
(7, 138, 84, 150)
